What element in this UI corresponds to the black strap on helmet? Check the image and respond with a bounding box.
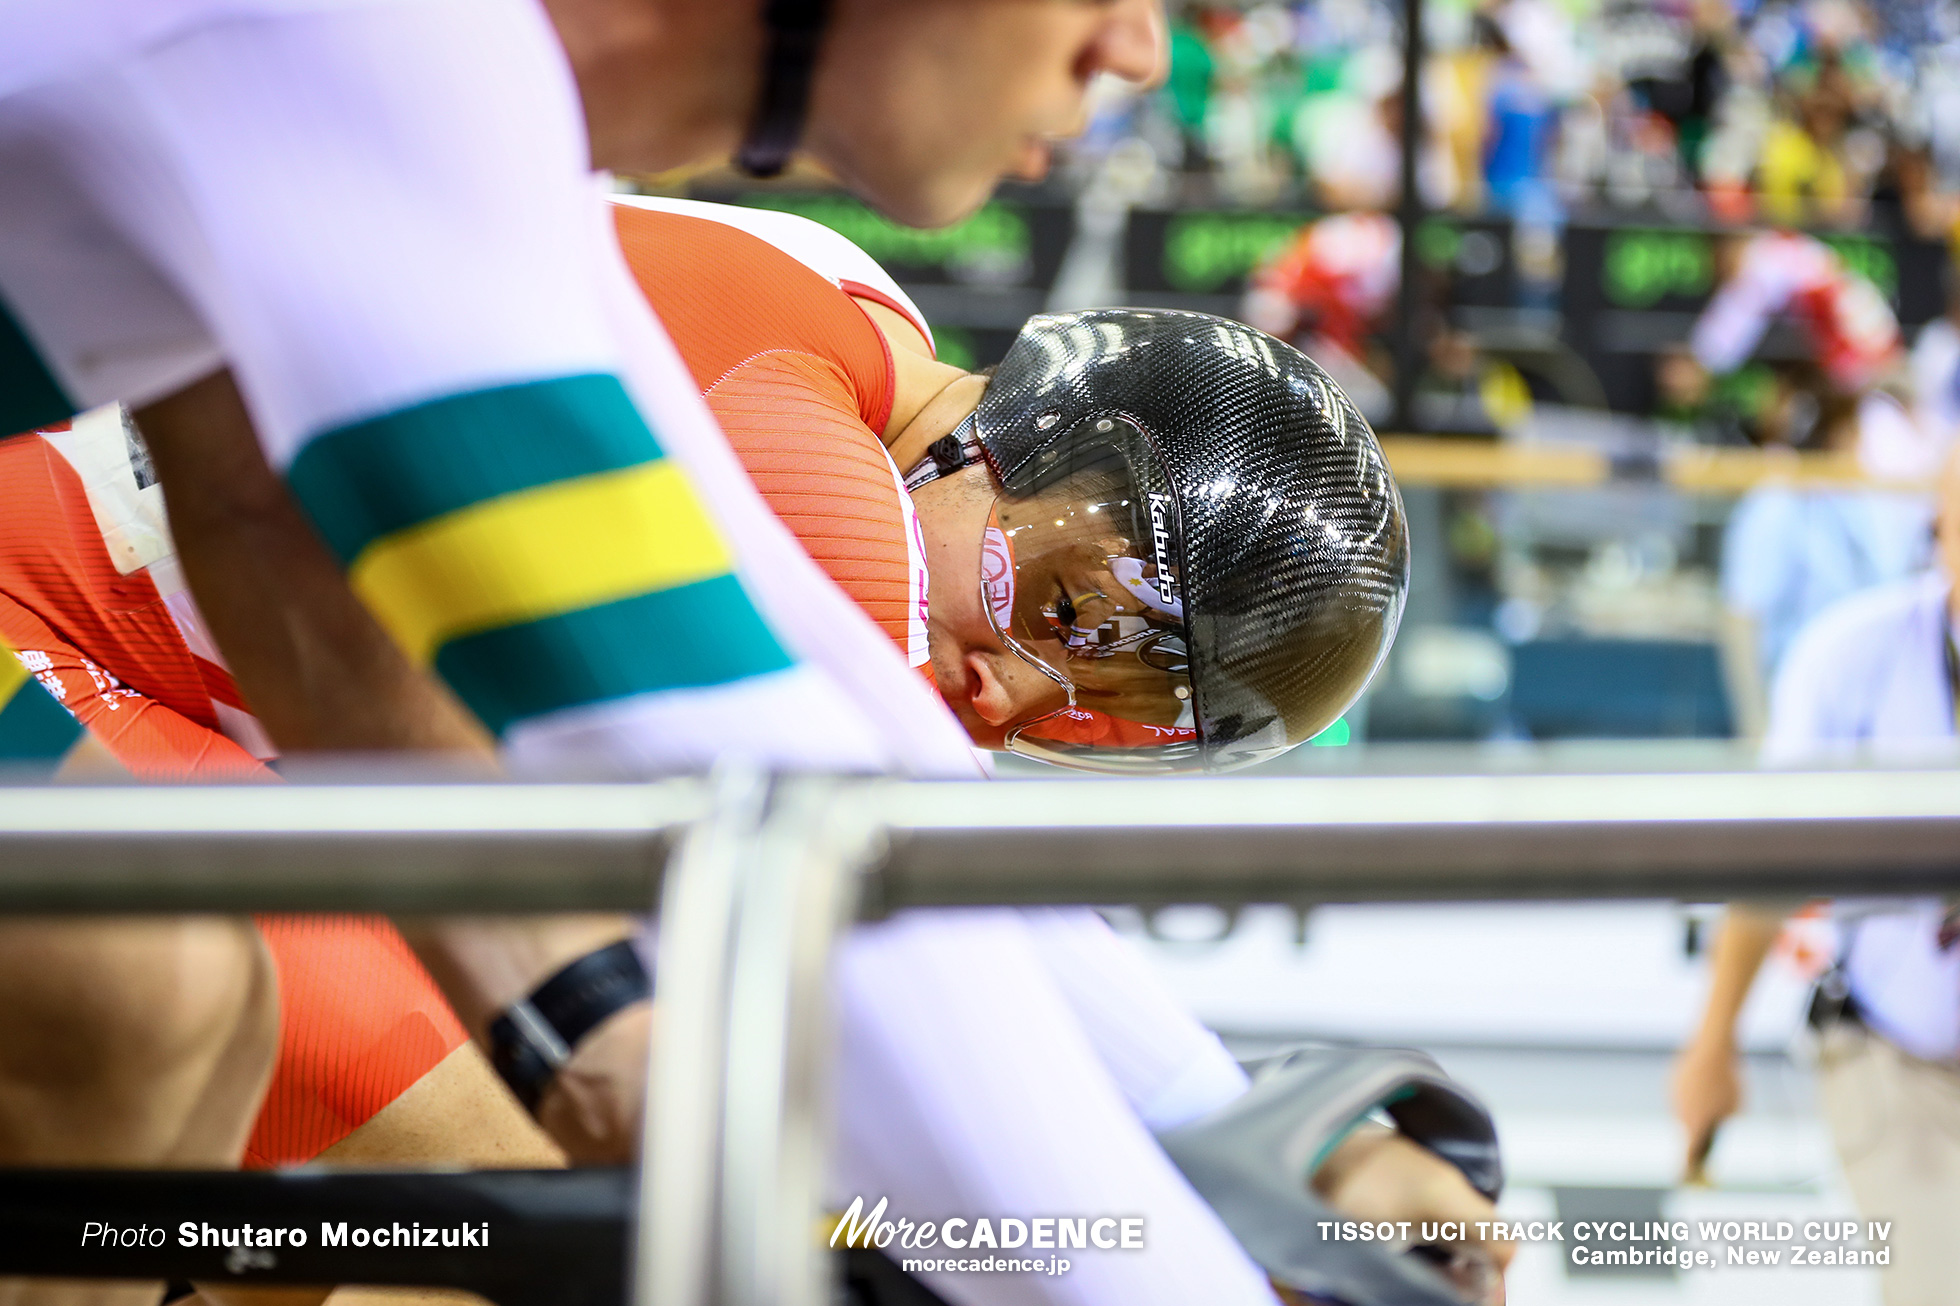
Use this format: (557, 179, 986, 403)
(735, 0, 832, 179)
(901, 413, 986, 493)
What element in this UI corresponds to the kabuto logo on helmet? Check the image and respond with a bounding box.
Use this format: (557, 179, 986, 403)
(1147, 492, 1179, 610)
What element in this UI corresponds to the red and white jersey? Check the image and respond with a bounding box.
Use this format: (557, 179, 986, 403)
(0, 408, 274, 777)
(1245, 212, 1401, 357)
(612, 197, 936, 675)
(621, 197, 935, 355)
(1691, 231, 1901, 392)
(4, 0, 983, 783)
(1, 200, 952, 782)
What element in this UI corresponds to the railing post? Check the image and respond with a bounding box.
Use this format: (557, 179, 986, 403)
(720, 777, 884, 1306)
(639, 767, 766, 1306)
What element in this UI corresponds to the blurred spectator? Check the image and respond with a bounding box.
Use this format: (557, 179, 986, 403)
(1295, 54, 1404, 208)
(1122, 0, 1960, 230)
(1165, 7, 1218, 176)
(1673, 446, 1960, 1306)
(1909, 263, 1960, 464)
(1435, 13, 1497, 212)
(1477, 9, 1561, 218)
(1417, 326, 1535, 433)
(1685, 229, 1930, 707)
(1631, 0, 1739, 181)
(1758, 49, 1866, 227)
(1654, 341, 1765, 445)
(1690, 229, 1900, 398)
(1243, 210, 1402, 416)
(1719, 416, 1927, 711)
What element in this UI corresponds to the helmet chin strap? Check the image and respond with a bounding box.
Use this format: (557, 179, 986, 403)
(902, 413, 986, 493)
(735, 0, 832, 179)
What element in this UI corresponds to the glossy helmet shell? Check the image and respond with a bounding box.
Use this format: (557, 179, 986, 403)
(972, 309, 1407, 771)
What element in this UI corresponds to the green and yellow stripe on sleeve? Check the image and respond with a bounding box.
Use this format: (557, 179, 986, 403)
(286, 374, 793, 737)
(0, 640, 84, 766)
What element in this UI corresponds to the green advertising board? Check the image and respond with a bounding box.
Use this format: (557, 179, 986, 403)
(737, 193, 1032, 284)
(1602, 228, 1898, 308)
(1601, 229, 1714, 308)
(1158, 211, 1306, 292)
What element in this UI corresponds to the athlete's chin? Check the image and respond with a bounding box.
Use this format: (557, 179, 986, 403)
(812, 144, 1006, 230)
(957, 716, 1011, 752)
(866, 174, 997, 230)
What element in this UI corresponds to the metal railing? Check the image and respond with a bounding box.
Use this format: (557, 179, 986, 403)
(2, 767, 1958, 1306)
(6, 769, 1960, 912)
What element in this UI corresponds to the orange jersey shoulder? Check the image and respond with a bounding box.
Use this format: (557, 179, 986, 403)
(612, 205, 895, 432)
(613, 206, 929, 666)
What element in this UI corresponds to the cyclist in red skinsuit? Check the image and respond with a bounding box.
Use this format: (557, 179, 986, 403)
(1691, 229, 1902, 396)
(2, 198, 1200, 1175)
(3, 207, 1499, 1306)
(1242, 211, 1401, 364)
(0, 198, 959, 1169)
(615, 198, 1203, 755)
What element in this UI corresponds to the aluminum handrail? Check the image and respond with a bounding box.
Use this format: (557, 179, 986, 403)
(0, 768, 1952, 909)
(0, 781, 706, 912)
(866, 769, 1960, 907)
(4, 766, 1958, 1306)
(2, 770, 1956, 912)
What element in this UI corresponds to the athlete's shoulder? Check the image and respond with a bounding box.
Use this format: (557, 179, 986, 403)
(608, 197, 907, 431)
(610, 196, 933, 351)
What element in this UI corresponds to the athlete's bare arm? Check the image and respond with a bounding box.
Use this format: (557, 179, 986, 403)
(134, 373, 495, 760)
(1312, 1126, 1514, 1277)
(134, 371, 652, 1162)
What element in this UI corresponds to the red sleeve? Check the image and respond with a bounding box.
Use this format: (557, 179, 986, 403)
(0, 594, 271, 782)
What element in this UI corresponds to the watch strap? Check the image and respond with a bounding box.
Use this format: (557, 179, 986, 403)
(488, 939, 651, 1114)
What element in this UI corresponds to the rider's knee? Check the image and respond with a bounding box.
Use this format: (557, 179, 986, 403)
(0, 917, 276, 1094)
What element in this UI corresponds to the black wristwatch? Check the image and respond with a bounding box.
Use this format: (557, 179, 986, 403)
(488, 939, 651, 1114)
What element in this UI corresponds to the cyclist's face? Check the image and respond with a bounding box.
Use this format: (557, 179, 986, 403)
(912, 464, 1073, 749)
(807, 0, 1167, 227)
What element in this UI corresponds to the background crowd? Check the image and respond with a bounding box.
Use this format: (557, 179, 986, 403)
(1080, 0, 1960, 234)
(951, 0, 1957, 749)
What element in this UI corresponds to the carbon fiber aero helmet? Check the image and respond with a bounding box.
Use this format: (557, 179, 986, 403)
(943, 308, 1408, 774)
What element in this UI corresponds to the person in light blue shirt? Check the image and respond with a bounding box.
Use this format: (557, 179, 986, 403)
(1721, 476, 1931, 685)
(1676, 449, 1960, 1306)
